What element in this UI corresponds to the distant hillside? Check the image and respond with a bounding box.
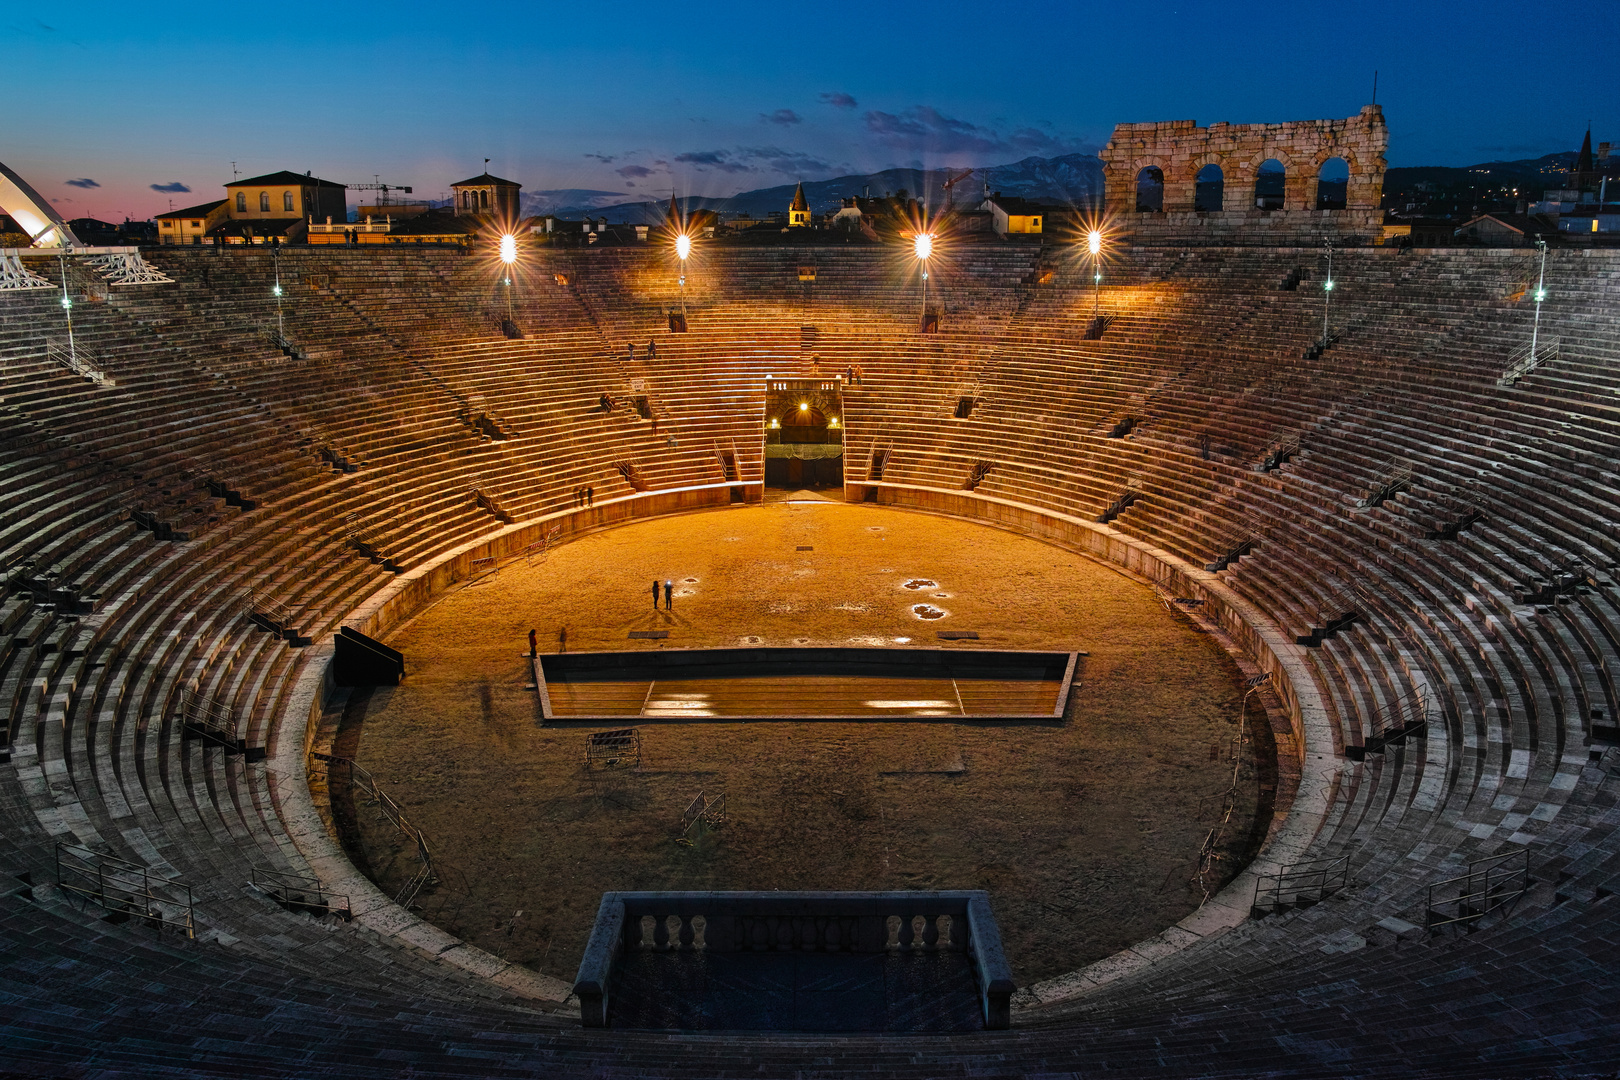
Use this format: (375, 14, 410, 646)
(523, 148, 1604, 223)
(530, 154, 1105, 222)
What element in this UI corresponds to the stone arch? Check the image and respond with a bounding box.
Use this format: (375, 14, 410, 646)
(1194, 161, 1226, 213)
(1134, 160, 1167, 213)
(1253, 157, 1287, 211)
(1315, 155, 1350, 211)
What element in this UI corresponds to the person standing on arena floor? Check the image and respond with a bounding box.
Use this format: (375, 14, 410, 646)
(587, 486, 594, 507)
(664, 580, 673, 609)
(528, 629, 537, 658)
(647, 339, 657, 359)
(651, 580, 661, 609)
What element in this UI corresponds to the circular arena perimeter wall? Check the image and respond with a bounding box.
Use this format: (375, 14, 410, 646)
(276, 482, 1334, 1013)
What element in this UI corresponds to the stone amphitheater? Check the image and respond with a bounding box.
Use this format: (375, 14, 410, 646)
(4, 227, 1620, 1077)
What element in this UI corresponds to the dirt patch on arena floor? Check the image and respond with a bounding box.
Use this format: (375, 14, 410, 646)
(323, 501, 1269, 986)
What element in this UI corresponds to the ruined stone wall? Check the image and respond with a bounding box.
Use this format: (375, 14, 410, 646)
(1100, 105, 1388, 245)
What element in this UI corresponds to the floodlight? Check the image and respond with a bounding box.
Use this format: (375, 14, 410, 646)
(913, 233, 933, 260)
(799, 402, 809, 411)
(60, 295, 71, 310)
(1324, 279, 1335, 291)
(272, 284, 283, 297)
(499, 234, 517, 265)
(675, 234, 692, 260)
(1087, 229, 1102, 255)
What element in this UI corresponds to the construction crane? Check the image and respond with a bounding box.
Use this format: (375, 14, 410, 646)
(942, 169, 976, 207)
(348, 176, 414, 207)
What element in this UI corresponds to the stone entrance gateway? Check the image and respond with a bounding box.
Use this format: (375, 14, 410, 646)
(764, 377, 844, 488)
(1100, 105, 1388, 245)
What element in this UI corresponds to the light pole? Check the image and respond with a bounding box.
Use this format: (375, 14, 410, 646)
(499, 233, 517, 324)
(56, 250, 77, 364)
(1088, 228, 1103, 318)
(674, 232, 691, 323)
(1321, 241, 1335, 348)
(271, 246, 285, 339)
(914, 232, 933, 328)
(1528, 237, 1548, 362)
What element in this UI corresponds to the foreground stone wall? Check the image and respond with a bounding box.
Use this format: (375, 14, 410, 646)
(1100, 105, 1388, 246)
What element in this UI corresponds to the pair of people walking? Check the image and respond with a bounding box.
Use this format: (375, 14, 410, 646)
(574, 486, 594, 507)
(651, 579, 673, 609)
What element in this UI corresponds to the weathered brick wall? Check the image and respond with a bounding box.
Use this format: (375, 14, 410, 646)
(1100, 106, 1388, 246)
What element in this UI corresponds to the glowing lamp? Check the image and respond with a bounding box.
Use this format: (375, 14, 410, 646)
(272, 284, 283, 297)
(1535, 288, 1547, 302)
(799, 402, 808, 411)
(1324, 279, 1335, 292)
(499, 234, 517, 264)
(675, 234, 692, 260)
(60, 295, 72, 310)
(913, 233, 933, 260)
(1087, 229, 1102, 255)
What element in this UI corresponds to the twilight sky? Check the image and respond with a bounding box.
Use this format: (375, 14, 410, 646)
(6, 0, 1616, 221)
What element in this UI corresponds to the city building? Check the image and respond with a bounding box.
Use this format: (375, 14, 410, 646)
(451, 172, 522, 219)
(155, 199, 228, 245)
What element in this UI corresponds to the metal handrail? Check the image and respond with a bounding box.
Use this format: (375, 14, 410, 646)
(1424, 849, 1530, 931)
(250, 865, 350, 918)
(46, 341, 114, 386)
(55, 843, 195, 937)
(311, 751, 434, 907)
(1499, 335, 1560, 386)
(1254, 854, 1350, 911)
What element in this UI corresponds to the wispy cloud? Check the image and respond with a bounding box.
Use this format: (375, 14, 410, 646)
(150, 182, 190, 193)
(736, 146, 835, 176)
(759, 109, 801, 126)
(64, 177, 99, 189)
(674, 150, 752, 174)
(819, 92, 857, 109)
(584, 152, 616, 163)
(864, 106, 1092, 158)
(616, 164, 656, 179)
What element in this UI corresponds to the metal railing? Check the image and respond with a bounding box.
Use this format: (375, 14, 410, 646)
(176, 684, 235, 740)
(249, 865, 350, 919)
(1359, 459, 1413, 508)
(56, 843, 195, 937)
(1253, 855, 1350, 913)
(249, 587, 293, 629)
(312, 751, 434, 907)
(46, 342, 114, 386)
(1424, 849, 1530, 931)
(1498, 335, 1560, 386)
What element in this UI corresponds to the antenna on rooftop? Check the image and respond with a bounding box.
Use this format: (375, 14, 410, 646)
(230, 161, 239, 180)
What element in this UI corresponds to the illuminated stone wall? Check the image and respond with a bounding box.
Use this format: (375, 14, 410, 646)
(1100, 105, 1388, 245)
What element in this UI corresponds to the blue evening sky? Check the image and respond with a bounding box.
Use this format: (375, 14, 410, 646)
(6, 0, 1616, 220)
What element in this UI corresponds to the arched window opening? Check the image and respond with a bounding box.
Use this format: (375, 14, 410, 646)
(1135, 167, 1164, 213)
(283, 190, 294, 212)
(236, 192, 246, 212)
(1254, 159, 1285, 210)
(259, 191, 270, 212)
(1316, 157, 1349, 210)
(1194, 164, 1224, 212)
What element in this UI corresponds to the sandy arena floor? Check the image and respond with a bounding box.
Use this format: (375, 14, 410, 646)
(328, 497, 1268, 986)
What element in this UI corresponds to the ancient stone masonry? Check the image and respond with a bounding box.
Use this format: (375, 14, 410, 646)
(1100, 105, 1388, 245)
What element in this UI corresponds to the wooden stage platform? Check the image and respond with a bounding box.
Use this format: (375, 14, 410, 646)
(533, 647, 1080, 722)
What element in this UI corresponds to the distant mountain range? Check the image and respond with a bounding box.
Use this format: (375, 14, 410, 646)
(523, 154, 1106, 222)
(519, 149, 1602, 223)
